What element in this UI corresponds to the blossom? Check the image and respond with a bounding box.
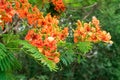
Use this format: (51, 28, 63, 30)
(25, 13, 68, 63)
(51, 0, 66, 13)
(48, 37, 54, 42)
(54, 57, 60, 63)
(0, 0, 68, 63)
(74, 17, 113, 44)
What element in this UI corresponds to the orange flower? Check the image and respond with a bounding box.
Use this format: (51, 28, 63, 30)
(17, 8, 28, 18)
(25, 29, 35, 41)
(0, 0, 15, 23)
(27, 13, 38, 25)
(98, 31, 113, 44)
(88, 33, 98, 42)
(44, 50, 52, 56)
(60, 27, 69, 40)
(74, 17, 112, 43)
(76, 20, 82, 27)
(54, 57, 60, 63)
(84, 23, 91, 32)
(15, 1, 20, 9)
(51, 0, 66, 13)
(0, 0, 66, 64)
(74, 37, 78, 43)
(20, 0, 28, 3)
(92, 16, 99, 26)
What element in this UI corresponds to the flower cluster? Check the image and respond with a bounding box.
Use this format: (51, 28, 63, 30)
(74, 17, 113, 44)
(50, 0, 66, 13)
(0, 0, 113, 64)
(0, 0, 15, 22)
(0, 0, 43, 28)
(0, 0, 68, 63)
(25, 14, 68, 63)
(16, 0, 68, 63)
(14, 0, 43, 26)
(0, 0, 66, 27)
(0, 0, 16, 29)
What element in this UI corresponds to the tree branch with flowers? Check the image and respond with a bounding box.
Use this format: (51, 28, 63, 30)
(0, 0, 113, 79)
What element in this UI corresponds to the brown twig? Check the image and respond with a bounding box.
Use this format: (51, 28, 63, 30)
(2, 23, 10, 34)
(82, 2, 98, 20)
(82, 2, 98, 9)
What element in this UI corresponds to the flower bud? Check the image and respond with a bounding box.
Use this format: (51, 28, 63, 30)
(48, 37, 54, 42)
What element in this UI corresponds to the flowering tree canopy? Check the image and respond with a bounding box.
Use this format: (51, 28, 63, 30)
(0, 0, 113, 80)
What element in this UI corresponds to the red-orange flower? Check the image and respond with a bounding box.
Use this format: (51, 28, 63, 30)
(50, 0, 66, 13)
(0, 0, 68, 63)
(74, 17, 113, 44)
(25, 13, 68, 63)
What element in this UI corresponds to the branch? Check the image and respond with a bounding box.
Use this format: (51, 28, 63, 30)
(82, 2, 98, 9)
(82, 2, 98, 20)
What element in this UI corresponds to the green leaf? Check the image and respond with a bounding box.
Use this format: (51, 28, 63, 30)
(0, 43, 21, 71)
(0, 43, 21, 80)
(2, 34, 20, 44)
(16, 40, 58, 71)
(58, 41, 75, 66)
(76, 41, 93, 54)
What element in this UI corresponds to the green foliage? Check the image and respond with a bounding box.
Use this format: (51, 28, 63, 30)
(17, 40, 58, 71)
(0, 43, 21, 71)
(1, 34, 21, 53)
(58, 41, 93, 66)
(64, 0, 97, 8)
(58, 0, 120, 80)
(1, 0, 119, 80)
(58, 41, 75, 66)
(0, 71, 15, 80)
(2, 34, 20, 44)
(28, 0, 43, 8)
(76, 41, 93, 54)
(0, 43, 21, 80)
(28, 0, 50, 12)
